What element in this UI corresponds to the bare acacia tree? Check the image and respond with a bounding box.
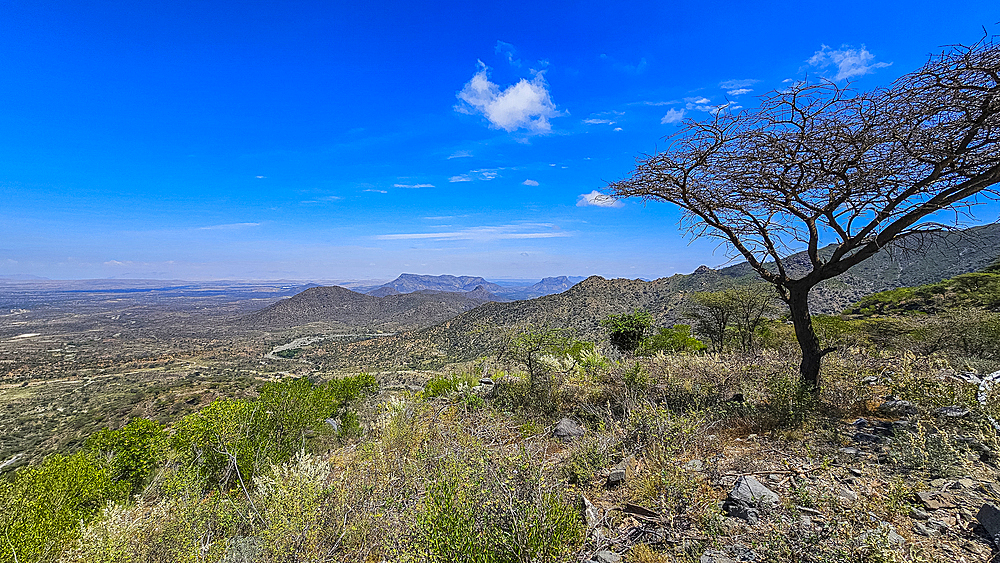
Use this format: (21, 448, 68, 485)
(609, 39, 1000, 391)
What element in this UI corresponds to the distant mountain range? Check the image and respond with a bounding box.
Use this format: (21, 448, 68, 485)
(363, 273, 586, 300)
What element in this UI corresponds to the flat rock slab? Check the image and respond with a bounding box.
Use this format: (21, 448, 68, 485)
(916, 491, 958, 510)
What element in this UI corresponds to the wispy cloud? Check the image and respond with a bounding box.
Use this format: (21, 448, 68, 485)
(448, 150, 473, 159)
(661, 108, 685, 124)
(456, 62, 561, 133)
(375, 223, 569, 241)
(583, 118, 616, 125)
(393, 183, 435, 189)
(495, 40, 521, 67)
(719, 79, 758, 90)
(197, 222, 261, 230)
(807, 44, 891, 81)
(577, 191, 623, 208)
(451, 169, 500, 182)
(522, 179, 539, 186)
(726, 88, 753, 96)
(684, 97, 735, 114)
(364, 189, 388, 194)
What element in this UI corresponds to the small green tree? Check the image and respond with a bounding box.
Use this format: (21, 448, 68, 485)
(686, 290, 736, 352)
(506, 325, 575, 409)
(637, 324, 706, 355)
(729, 284, 778, 353)
(600, 310, 654, 354)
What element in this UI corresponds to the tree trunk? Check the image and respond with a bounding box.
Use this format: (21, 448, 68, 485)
(785, 285, 827, 392)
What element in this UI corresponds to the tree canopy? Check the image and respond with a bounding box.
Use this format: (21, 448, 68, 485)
(609, 38, 1000, 390)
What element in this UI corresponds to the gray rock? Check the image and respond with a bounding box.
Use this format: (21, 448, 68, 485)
(956, 477, 976, 489)
(934, 405, 970, 418)
(838, 447, 860, 455)
(684, 459, 705, 472)
(582, 495, 599, 529)
(848, 467, 863, 477)
(976, 503, 1000, 542)
(837, 487, 858, 503)
(730, 475, 779, 507)
(701, 549, 737, 563)
(606, 455, 637, 487)
(324, 418, 341, 433)
(859, 524, 905, 547)
(471, 381, 496, 398)
(879, 399, 918, 416)
(853, 432, 883, 444)
(913, 522, 940, 537)
(607, 468, 626, 486)
(591, 550, 621, 563)
(553, 417, 585, 441)
(722, 499, 760, 525)
(909, 507, 930, 520)
(701, 545, 758, 562)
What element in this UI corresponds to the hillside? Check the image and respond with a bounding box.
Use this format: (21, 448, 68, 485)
(241, 285, 495, 331)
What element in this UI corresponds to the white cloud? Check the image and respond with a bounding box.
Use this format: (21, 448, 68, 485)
(522, 179, 539, 186)
(661, 108, 685, 124)
(197, 222, 261, 230)
(393, 183, 435, 188)
(577, 191, 623, 208)
(583, 118, 616, 125)
(451, 169, 500, 182)
(456, 62, 561, 133)
(375, 223, 569, 241)
(448, 150, 473, 159)
(255, 175, 266, 179)
(364, 189, 388, 194)
(719, 79, 758, 90)
(684, 97, 728, 114)
(495, 40, 521, 67)
(613, 127, 623, 132)
(726, 88, 753, 96)
(807, 44, 891, 81)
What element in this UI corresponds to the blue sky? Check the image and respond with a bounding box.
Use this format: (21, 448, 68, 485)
(1, 1, 996, 281)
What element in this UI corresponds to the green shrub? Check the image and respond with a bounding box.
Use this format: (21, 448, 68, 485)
(0, 451, 126, 563)
(423, 373, 478, 399)
(601, 310, 653, 354)
(86, 418, 167, 495)
(172, 374, 377, 489)
(254, 452, 334, 562)
(637, 324, 706, 356)
(763, 374, 818, 429)
(415, 459, 584, 563)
